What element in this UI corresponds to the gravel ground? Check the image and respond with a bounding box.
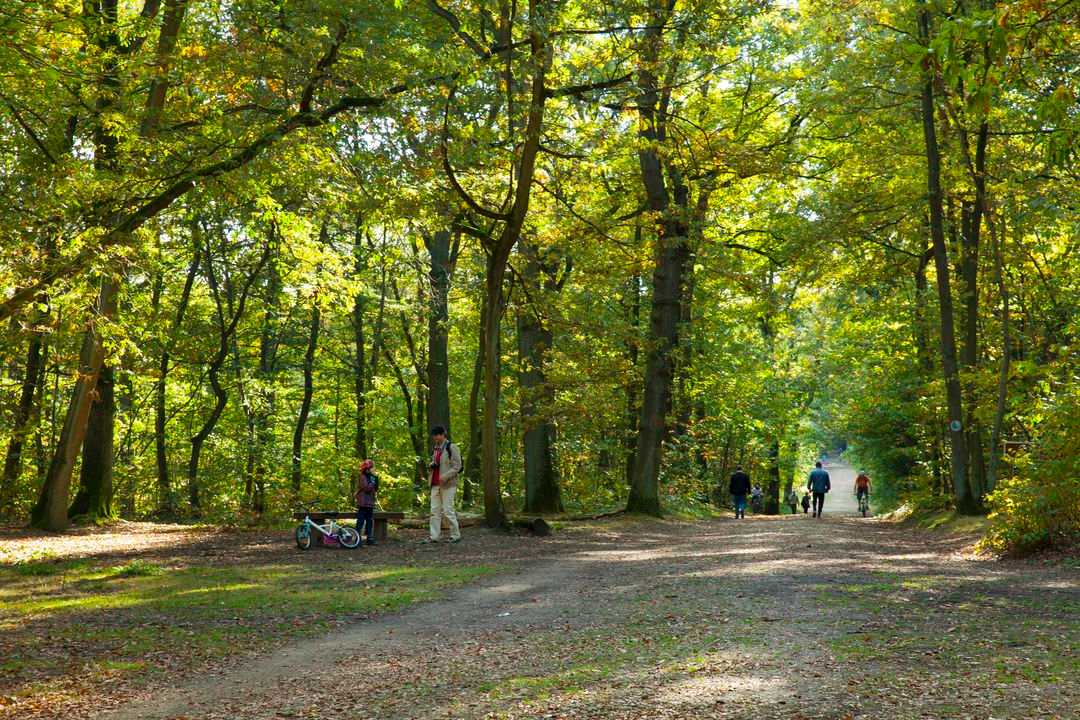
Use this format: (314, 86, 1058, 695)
(74, 512, 1077, 720)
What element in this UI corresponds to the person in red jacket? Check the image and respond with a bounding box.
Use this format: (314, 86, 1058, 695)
(355, 459, 379, 546)
(854, 470, 871, 503)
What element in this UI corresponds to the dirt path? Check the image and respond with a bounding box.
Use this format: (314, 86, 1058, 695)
(98, 514, 1078, 720)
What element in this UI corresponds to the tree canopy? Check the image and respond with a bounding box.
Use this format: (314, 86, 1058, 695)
(1, 0, 1076, 549)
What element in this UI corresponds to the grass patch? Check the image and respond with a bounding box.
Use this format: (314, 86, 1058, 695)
(8, 557, 92, 577)
(901, 507, 989, 535)
(102, 559, 166, 578)
(0, 558, 496, 699)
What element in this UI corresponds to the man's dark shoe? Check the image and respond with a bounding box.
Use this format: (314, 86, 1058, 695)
(366, 539, 376, 546)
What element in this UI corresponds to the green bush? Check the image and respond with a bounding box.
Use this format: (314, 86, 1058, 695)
(983, 385, 1080, 553)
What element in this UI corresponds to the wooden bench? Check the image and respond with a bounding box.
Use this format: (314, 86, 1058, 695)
(292, 510, 405, 543)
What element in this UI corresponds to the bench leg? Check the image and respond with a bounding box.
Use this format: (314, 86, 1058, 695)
(374, 518, 389, 542)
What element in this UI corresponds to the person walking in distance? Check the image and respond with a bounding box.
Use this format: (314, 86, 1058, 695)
(785, 486, 799, 514)
(807, 461, 831, 518)
(729, 465, 751, 519)
(425, 426, 462, 543)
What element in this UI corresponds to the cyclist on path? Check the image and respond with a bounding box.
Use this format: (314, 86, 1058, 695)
(855, 470, 872, 510)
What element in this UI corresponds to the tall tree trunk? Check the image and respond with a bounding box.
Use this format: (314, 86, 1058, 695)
(291, 300, 320, 495)
(715, 424, 733, 505)
(765, 437, 781, 515)
(384, 345, 427, 496)
(251, 247, 282, 516)
(986, 208, 1010, 493)
(68, 365, 115, 520)
(474, 0, 550, 529)
(188, 242, 266, 513)
(628, 2, 689, 516)
(353, 235, 369, 476)
(960, 202, 987, 503)
(914, 244, 947, 494)
(623, 270, 641, 488)
(32, 340, 50, 491)
(1, 323, 47, 517)
(917, 2, 974, 513)
(480, 248, 511, 526)
(31, 0, 187, 529)
(154, 246, 199, 515)
(426, 229, 454, 436)
(517, 241, 563, 514)
(629, 197, 690, 515)
(464, 296, 485, 505)
(31, 278, 119, 530)
(783, 439, 798, 511)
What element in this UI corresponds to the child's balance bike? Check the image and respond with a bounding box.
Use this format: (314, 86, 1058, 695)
(295, 505, 361, 550)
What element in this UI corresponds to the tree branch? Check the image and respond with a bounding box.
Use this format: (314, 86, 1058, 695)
(545, 73, 633, 98)
(427, 0, 491, 58)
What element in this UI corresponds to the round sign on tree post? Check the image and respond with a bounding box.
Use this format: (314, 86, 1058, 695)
(949, 420, 962, 432)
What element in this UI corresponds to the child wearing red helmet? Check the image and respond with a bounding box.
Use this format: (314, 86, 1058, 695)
(355, 460, 379, 545)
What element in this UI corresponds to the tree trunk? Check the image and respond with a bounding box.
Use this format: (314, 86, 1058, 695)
(783, 439, 798, 511)
(291, 300, 320, 495)
(914, 244, 947, 493)
(384, 345, 427, 496)
(68, 365, 115, 520)
(517, 242, 562, 514)
(960, 202, 987, 503)
(464, 296, 485, 505)
(475, 0, 550, 529)
(351, 225, 371, 495)
(623, 271, 641, 488)
(188, 242, 266, 513)
(426, 229, 453, 436)
(352, 279, 367, 483)
(764, 437, 781, 515)
(917, 2, 974, 513)
(31, 278, 119, 531)
(986, 208, 1010, 493)
(629, 205, 689, 516)
(480, 248, 511, 527)
(154, 246, 199, 516)
(627, 3, 689, 516)
(251, 248, 282, 516)
(715, 424, 733, 506)
(1, 324, 46, 517)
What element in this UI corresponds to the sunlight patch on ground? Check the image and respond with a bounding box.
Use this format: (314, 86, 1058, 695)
(654, 662, 784, 708)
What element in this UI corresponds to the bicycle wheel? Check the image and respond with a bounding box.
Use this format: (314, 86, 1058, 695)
(295, 525, 312, 550)
(337, 526, 361, 549)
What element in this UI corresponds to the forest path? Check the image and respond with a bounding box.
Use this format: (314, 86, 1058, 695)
(100, 515, 1077, 720)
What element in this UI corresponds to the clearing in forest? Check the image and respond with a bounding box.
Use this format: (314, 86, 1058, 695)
(1, 510, 1076, 720)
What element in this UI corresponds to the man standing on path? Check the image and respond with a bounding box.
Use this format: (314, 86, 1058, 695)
(729, 465, 751, 519)
(807, 461, 831, 518)
(425, 426, 462, 543)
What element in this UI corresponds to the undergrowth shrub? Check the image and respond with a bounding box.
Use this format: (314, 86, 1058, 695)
(983, 384, 1080, 553)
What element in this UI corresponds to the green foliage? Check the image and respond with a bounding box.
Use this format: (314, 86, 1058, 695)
(0, 0, 1075, 540)
(984, 383, 1080, 553)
